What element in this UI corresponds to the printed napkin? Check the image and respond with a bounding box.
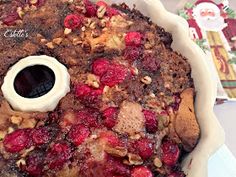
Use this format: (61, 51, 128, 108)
(178, 0, 236, 100)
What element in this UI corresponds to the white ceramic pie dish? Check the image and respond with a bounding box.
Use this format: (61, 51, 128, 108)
(102, 0, 225, 176)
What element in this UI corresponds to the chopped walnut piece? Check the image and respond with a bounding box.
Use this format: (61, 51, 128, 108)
(0, 131, 7, 140)
(89, 21, 96, 29)
(7, 127, 14, 134)
(127, 153, 143, 165)
(154, 157, 162, 168)
(21, 146, 35, 158)
(17, 7, 24, 19)
(72, 38, 82, 45)
(81, 26, 86, 31)
(129, 134, 141, 140)
(64, 28, 72, 35)
(46, 42, 54, 49)
(141, 76, 152, 85)
(91, 29, 101, 38)
(10, 116, 23, 125)
(86, 74, 100, 88)
(104, 146, 127, 157)
(97, 6, 106, 18)
(40, 38, 47, 43)
(106, 35, 125, 50)
(53, 38, 63, 45)
(30, 0, 38, 4)
(110, 15, 133, 28)
(19, 118, 37, 129)
(16, 159, 26, 167)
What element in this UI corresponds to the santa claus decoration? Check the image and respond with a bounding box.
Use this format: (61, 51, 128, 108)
(180, 0, 236, 99)
(193, 0, 227, 31)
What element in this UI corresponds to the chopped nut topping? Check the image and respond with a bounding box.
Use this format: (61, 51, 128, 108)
(97, 6, 106, 18)
(141, 76, 152, 85)
(21, 146, 35, 158)
(72, 38, 82, 45)
(81, 26, 86, 31)
(30, 0, 38, 4)
(40, 38, 47, 43)
(154, 157, 163, 168)
(10, 116, 23, 125)
(0, 131, 7, 140)
(89, 21, 96, 29)
(46, 42, 54, 49)
(100, 19, 107, 28)
(129, 134, 141, 140)
(17, 7, 24, 19)
(7, 127, 14, 134)
(149, 93, 156, 98)
(64, 28, 72, 35)
(53, 38, 63, 45)
(86, 74, 100, 88)
(84, 18, 92, 27)
(104, 146, 128, 157)
(127, 153, 143, 165)
(91, 29, 101, 38)
(16, 159, 26, 167)
(131, 67, 139, 75)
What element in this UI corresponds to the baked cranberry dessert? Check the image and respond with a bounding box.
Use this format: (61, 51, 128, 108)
(0, 0, 200, 176)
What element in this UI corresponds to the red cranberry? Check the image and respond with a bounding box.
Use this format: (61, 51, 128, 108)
(3, 12, 20, 26)
(25, 152, 44, 176)
(75, 84, 92, 98)
(101, 64, 128, 87)
(123, 47, 141, 62)
(92, 58, 110, 76)
(75, 84, 103, 104)
(106, 7, 120, 17)
(131, 166, 153, 177)
(31, 127, 50, 146)
(84, 0, 97, 17)
(96, 1, 108, 7)
(125, 32, 142, 47)
(3, 129, 30, 153)
(103, 107, 118, 129)
(142, 55, 161, 72)
(161, 141, 180, 166)
(64, 14, 83, 29)
(136, 138, 153, 160)
(45, 142, 72, 169)
(104, 156, 130, 176)
(96, 1, 119, 17)
(100, 131, 120, 147)
(68, 124, 90, 146)
(142, 110, 158, 133)
(77, 108, 99, 127)
(168, 172, 185, 177)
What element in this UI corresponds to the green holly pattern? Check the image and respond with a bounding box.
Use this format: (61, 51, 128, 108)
(226, 7, 236, 19)
(178, 9, 189, 20)
(228, 51, 236, 65)
(194, 39, 210, 53)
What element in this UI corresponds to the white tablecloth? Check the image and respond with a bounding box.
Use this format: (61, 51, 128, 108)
(209, 145, 236, 177)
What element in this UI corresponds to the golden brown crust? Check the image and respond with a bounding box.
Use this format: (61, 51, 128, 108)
(175, 88, 200, 151)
